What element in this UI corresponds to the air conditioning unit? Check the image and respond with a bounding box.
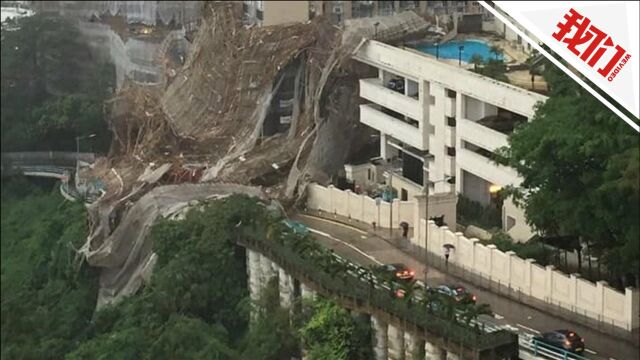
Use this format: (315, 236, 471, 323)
(333, 6, 342, 14)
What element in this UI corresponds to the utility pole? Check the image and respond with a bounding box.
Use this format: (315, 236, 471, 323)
(389, 172, 393, 239)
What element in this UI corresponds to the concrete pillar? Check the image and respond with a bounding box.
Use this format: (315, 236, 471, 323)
(524, 258, 536, 296)
(278, 267, 295, 309)
(569, 273, 580, 308)
(545, 265, 556, 301)
(387, 323, 405, 360)
(260, 254, 278, 285)
(445, 351, 460, 360)
(403, 331, 424, 360)
(380, 133, 388, 160)
(248, 250, 262, 303)
(595, 280, 608, 319)
(624, 287, 639, 330)
(371, 315, 388, 360)
(425, 341, 445, 360)
(300, 282, 315, 299)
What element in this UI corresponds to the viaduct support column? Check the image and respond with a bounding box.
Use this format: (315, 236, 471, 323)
(404, 331, 425, 360)
(387, 323, 405, 360)
(247, 249, 262, 322)
(445, 351, 460, 360)
(425, 341, 445, 360)
(371, 315, 388, 360)
(278, 267, 295, 309)
(300, 282, 315, 300)
(260, 253, 278, 286)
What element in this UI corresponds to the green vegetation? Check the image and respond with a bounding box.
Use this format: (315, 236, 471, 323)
(481, 231, 553, 267)
(456, 195, 501, 230)
(471, 46, 508, 82)
(1, 14, 114, 152)
(496, 64, 640, 287)
(1, 178, 98, 359)
(299, 298, 372, 360)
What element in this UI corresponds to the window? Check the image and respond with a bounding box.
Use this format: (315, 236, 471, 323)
(446, 89, 457, 98)
(429, 95, 436, 105)
(401, 188, 408, 201)
(429, 124, 436, 135)
(446, 146, 456, 157)
(446, 116, 456, 127)
(506, 216, 516, 231)
(367, 168, 372, 181)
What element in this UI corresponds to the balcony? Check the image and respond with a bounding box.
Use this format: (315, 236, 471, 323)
(359, 78, 422, 122)
(457, 148, 521, 187)
(458, 118, 508, 152)
(360, 104, 427, 150)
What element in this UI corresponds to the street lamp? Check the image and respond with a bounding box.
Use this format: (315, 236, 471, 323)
(458, 45, 464, 66)
(422, 166, 453, 280)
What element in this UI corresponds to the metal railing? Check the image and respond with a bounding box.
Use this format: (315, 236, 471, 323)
(240, 224, 519, 357)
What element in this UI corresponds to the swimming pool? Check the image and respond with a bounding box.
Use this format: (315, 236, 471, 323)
(413, 39, 503, 63)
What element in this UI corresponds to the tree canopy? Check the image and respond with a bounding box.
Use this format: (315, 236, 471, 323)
(497, 65, 640, 286)
(1, 14, 114, 152)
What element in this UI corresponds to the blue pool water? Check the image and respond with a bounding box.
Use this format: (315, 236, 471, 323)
(414, 40, 503, 63)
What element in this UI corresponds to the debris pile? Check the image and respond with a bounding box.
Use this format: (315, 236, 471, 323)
(83, 3, 432, 306)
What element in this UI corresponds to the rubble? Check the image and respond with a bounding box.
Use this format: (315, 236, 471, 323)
(82, 3, 432, 305)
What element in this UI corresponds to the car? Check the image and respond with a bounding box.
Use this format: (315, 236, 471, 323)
(533, 330, 585, 354)
(375, 263, 415, 281)
(281, 219, 309, 236)
(387, 78, 405, 93)
(430, 284, 477, 304)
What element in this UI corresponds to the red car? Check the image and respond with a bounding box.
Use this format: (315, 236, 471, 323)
(376, 263, 415, 281)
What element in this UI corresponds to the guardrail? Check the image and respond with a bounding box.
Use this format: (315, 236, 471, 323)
(519, 334, 590, 360)
(250, 220, 519, 359)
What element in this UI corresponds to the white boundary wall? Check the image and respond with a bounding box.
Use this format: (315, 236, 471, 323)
(416, 218, 639, 331)
(306, 183, 456, 230)
(306, 183, 639, 332)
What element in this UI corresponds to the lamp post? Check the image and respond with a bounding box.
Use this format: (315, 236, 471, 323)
(435, 42, 439, 59)
(458, 45, 464, 66)
(422, 166, 453, 280)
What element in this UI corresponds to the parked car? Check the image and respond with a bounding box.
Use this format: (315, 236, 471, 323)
(430, 284, 477, 304)
(533, 330, 585, 354)
(387, 78, 405, 93)
(282, 219, 309, 236)
(374, 263, 415, 281)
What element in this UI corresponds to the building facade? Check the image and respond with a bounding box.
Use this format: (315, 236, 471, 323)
(241, 1, 486, 27)
(346, 40, 547, 241)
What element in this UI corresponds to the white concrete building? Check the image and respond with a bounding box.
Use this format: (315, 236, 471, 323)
(346, 40, 547, 241)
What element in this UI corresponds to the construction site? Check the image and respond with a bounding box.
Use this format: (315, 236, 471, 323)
(74, 2, 442, 306)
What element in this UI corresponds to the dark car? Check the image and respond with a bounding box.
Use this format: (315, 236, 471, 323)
(375, 263, 415, 281)
(387, 78, 405, 93)
(431, 285, 477, 304)
(533, 330, 585, 354)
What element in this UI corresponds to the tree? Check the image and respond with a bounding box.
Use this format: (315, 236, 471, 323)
(496, 65, 640, 287)
(458, 303, 492, 329)
(489, 45, 503, 60)
(1, 14, 114, 152)
(470, 54, 484, 72)
(300, 297, 372, 360)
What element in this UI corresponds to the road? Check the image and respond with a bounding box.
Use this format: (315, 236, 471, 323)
(292, 214, 639, 360)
